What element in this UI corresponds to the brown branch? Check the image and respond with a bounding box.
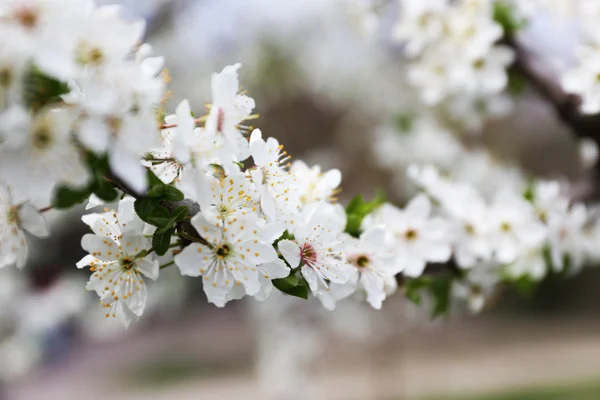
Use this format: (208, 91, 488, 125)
(506, 35, 600, 143)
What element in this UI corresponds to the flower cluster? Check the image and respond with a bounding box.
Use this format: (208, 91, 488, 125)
(2, 0, 600, 330)
(557, 1, 600, 113)
(392, 0, 514, 130)
(0, 0, 165, 206)
(404, 165, 600, 312)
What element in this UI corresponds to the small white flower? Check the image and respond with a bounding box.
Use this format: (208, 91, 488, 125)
(505, 246, 548, 281)
(393, 0, 448, 57)
(547, 203, 589, 272)
(290, 160, 341, 208)
(0, 106, 90, 205)
(0, 186, 49, 269)
(190, 172, 259, 225)
(342, 227, 400, 309)
(278, 203, 356, 305)
(561, 45, 600, 115)
(77, 198, 158, 327)
(453, 262, 501, 313)
(578, 138, 599, 170)
(439, 184, 493, 268)
(369, 196, 451, 277)
(204, 63, 254, 161)
(249, 129, 299, 222)
(487, 191, 547, 264)
(174, 214, 282, 307)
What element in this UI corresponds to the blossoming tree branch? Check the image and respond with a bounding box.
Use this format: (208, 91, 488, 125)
(2, 0, 600, 327)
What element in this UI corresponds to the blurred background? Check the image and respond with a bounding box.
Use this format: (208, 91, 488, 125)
(3, 1, 600, 399)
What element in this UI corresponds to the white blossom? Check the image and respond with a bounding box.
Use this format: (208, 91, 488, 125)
(77, 198, 159, 327)
(0, 186, 49, 269)
(366, 195, 451, 277)
(174, 214, 283, 307)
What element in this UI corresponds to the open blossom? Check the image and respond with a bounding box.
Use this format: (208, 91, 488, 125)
(561, 45, 600, 114)
(505, 246, 548, 281)
(546, 203, 589, 272)
(290, 160, 341, 208)
(0, 187, 49, 269)
(174, 214, 284, 307)
(487, 191, 547, 264)
(0, 106, 89, 205)
(204, 63, 255, 161)
(190, 172, 259, 225)
(278, 203, 356, 305)
(249, 129, 299, 222)
(367, 195, 451, 277)
(438, 184, 493, 268)
(453, 262, 501, 313)
(393, 0, 448, 57)
(77, 198, 159, 327)
(342, 227, 399, 309)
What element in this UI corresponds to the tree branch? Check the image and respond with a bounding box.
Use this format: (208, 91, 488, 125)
(506, 35, 600, 143)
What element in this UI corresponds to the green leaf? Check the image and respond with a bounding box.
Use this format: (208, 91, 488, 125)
(272, 273, 309, 299)
(135, 197, 174, 228)
(52, 185, 92, 209)
(153, 227, 174, 256)
(144, 170, 184, 201)
(163, 186, 184, 202)
(284, 283, 309, 299)
(430, 275, 453, 318)
(493, 2, 527, 35)
(507, 70, 527, 96)
(344, 191, 386, 237)
(22, 65, 70, 112)
(172, 206, 189, 221)
(513, 275, 538, 297)
(272, 273, 299, 292)
(395, 113, 414, 133)
(146, 169, 164, 188)
(404, 277, 431, 306)
(146, 207, 172, 228)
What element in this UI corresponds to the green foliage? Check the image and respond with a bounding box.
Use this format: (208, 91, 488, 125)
(404, 274, 454, 318)
(430, 275, 453, 317)
(133, 172, 189, 256)
(272, 273, 309, 299)
(53, 185, 92, 209)
(153, 226, 174, 256)
(345, 191, 386, 237)
(404, 277, 431, 306)
(395, 113, 414, 133)
(22, 65, 70, 112)
(145, 170, 184, 201)
(493, 1, 527, 35)
(507, 70, 527, 95)
(52, 153, 118, 209)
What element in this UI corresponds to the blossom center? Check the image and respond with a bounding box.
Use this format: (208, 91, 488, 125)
(464, 223, 475, 235)
(14, 6, 38, 29)
(404, 229, 418, 241)
(77, 43, 104, 66)
(500, 222, 512, 232)
(355, 255, 370, 268)
(473, 58, 485, 69)
(216, 244, 231, 259)
(301, 243, 317, 266)
(119, 257, 135, 270)
(31, 125, 53, 150)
